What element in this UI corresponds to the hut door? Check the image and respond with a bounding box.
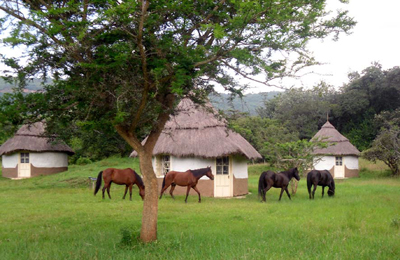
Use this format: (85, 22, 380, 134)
(214, 156, 232, 197)
(335, 156, 345, 178)
(18, 152, 31, 178)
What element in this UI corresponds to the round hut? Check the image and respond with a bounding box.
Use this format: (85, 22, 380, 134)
(0, 122, 75, 179)
(311, 121, 360, 178)
(131, 98, 262, 197)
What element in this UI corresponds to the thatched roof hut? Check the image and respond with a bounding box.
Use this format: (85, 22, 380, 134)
(131, 98, 261, 197)
(0, 122, 74, 179)
(311, 121, 360, 178)
(0, 122, 74, 156)
(131, 98, 261, 159)
(312, 121, 360, 156)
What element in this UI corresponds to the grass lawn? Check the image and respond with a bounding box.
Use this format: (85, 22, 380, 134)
(0, 157, 399, 259)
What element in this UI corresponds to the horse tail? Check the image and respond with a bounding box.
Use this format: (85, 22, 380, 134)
(306, 171, 312, 194)
(258, 172, 267, 198)
(94, 171, 103, 196)
(161, 173, 167, 191)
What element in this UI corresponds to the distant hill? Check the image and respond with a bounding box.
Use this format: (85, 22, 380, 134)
(0, 78, 279, 115)
(209, 92, 280, 115)
(0, 78, 46, 95)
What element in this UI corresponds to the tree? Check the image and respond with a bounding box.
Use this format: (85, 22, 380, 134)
(230, 116, 298, 161)
(332, 64, 400, 150)
(0, 0, 355, 242)
(257, 84, 336, 139)
(363, 109, 400, 176)
(362, 125, 400, 176)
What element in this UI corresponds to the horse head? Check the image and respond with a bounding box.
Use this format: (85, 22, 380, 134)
(293, 167, 300, 181)
(206, 166, 214, 180)
(328, 180, 335, 197)
(139, 186, 145, 200)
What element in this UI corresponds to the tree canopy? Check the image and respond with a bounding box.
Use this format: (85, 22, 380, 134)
(0, 0, 355, 242)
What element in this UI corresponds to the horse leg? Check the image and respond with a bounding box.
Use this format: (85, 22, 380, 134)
(159, 180, 171, 199)
(169, 184, 176, 200)
(129, 185, 133, 201)
(262, 184, 272, 202)
(322, 186, 325, 198)
(191, 185, 201, 203)
(101, 182, 108, 199)
(279, 187, 285, 201)
(312, 183, 317, 199)
(122, 185, 128, 200)
(284, 187, 291, 200)
(184, 186, 191, 203)
(106, 182, 112, 199)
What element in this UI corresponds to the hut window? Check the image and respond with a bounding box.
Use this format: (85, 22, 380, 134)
(162, 155, 170, 175)
(216, 156, 229, 175)
(20, 153, 29, 163)
(335, 156, 342, 166)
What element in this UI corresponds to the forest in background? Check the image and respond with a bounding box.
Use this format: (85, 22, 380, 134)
(1, 63, 400, 172)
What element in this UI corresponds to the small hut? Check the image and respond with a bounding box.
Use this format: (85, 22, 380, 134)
(312, 121, 360, 178)
(131, 98, 262, 197)
(0, 122, 75, 179)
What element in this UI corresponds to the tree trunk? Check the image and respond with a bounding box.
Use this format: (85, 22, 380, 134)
(138, 151, 158, 242)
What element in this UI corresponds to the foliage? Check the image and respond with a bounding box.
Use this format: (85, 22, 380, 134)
(257, 84, 337, 139)
(332, 64, 400, 149)
(230, 116, 298, 161)
(0, 0, 356, 242)
(362, 124, 400, 176)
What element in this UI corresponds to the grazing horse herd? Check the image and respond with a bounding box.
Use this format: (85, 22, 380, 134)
(94, 166, 335, 203)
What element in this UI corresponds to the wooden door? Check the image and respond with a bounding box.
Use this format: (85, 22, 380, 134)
(18, 152, 31, 178)
(335, 156, 345, 178)
(214, 156, 232, 197)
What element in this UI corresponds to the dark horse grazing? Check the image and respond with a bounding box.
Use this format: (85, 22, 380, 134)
(307, 170, 335, 199)
(258, 168, 300, 202)
(94, 168, 145, 200)
(159, 167, 214, 203)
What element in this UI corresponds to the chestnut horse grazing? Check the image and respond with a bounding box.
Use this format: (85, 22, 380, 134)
(159, 167, 214, 203)
(258, 167, 300, 202)
(307, 170, 335, 199)
(94, 168, 145, 200)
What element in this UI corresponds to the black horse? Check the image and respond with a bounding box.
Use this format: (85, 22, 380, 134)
(258, 168, 300, 202)
(307, 170, 335, 199)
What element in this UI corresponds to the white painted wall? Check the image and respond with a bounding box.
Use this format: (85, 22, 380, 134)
(30, 152, 68, 167)
(314, 155, 359, 172)
(2, 154, 19, 168)
(170, 156, 215, 180)
(153, 155, 249, 179)
(313, 156, 335, 170)
(2, 152, 68, 169)
(232, 155, 248, 179)
(345, 156, 359, 169)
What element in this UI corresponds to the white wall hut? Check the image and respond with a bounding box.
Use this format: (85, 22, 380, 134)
(0, 122, 75, 179)
(131, 98, 262, 197)
(312, 121, 360, 178)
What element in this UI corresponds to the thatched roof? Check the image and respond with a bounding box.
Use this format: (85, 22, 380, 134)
(312, 121, 360, 156)
(0, 122, 75, 156)
(131, 98, 262, 159)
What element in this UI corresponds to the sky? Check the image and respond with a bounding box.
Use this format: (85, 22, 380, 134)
(244, 0, 400, 93)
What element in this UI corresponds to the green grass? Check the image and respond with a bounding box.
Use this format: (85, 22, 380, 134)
(1, 157, 399, 259)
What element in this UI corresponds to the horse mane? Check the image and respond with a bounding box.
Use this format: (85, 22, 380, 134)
(190, 167, 210, 178)
(133, 170, 145, 188)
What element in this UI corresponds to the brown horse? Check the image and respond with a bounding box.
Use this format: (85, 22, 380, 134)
(94, 168, 145, 200)
(159, 166, 214, 203)
(258, 167, 300, 202)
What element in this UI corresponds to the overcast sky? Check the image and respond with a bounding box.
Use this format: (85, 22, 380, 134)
(244, 0, 400, 93)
